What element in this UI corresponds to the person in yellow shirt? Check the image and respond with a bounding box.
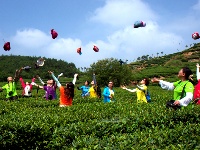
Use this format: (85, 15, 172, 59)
(85, 73, 101, 98)
(122, 78, 150, 103)
(88, 80, 98, 98)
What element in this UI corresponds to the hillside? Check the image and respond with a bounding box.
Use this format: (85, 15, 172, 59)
(128, 42, 200, 81)
(0, 55, 79, 81)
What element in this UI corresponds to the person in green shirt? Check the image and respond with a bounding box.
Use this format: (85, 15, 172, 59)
(151, 67, 194, 107)
(0, 68, 21, 100)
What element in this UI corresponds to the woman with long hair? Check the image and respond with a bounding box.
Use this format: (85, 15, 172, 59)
(49, 71, 78, 107)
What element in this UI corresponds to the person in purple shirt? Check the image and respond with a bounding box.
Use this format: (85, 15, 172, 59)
(33, 78, 57, 100)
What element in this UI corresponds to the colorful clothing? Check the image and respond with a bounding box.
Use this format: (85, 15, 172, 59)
(135, 85, 148, 103)
(173, 80, 194, 100)
(19, 77, 35, 97)
(159, 80, 194, 106)
(43, 85, 57, 100)
(51, 73, 77, 107)
(126, 84, 148, 103)
(103, 87, 114, 103)
(2, 82, 18, 98)
(194, 66, 200, 104)
(59, 86, 73, 106)
(80, 85, 90, 97)
(88, 87, 97, 98)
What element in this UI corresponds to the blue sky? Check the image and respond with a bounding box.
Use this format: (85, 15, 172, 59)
(0, 0, 200, 68)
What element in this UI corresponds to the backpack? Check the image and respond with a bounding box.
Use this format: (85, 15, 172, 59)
(166, 81, 188, 109)
(146, 90, 151, 102)
(193, 80, 200, 105)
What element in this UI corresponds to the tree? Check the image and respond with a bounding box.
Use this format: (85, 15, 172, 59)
(86, 58, 132, 87)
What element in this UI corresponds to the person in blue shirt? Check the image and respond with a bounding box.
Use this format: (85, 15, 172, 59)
(77, 80, 90, 97)
(103, 81, 114, 103)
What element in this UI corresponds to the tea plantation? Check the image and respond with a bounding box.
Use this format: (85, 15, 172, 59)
(0, 85, 199, 149)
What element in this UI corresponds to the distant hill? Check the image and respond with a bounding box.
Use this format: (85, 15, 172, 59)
(0, 55, 79, 81)
(128, 42, 200, 81)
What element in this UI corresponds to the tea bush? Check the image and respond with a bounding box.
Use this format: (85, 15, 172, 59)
(0, 86, 199, 149)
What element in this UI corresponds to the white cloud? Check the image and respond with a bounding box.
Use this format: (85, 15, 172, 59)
(90, 0, 157, 28)
(11, 29, 50, 49)
(3, 0, 198, 68)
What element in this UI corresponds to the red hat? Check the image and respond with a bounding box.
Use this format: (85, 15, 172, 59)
(93, 45, 99, 52)
(51, 29, 58, 39)
(3, 42, 11, 51)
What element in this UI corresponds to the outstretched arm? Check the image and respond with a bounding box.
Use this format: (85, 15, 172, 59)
(30, 77, 36, 90)
(121, 86, 137, 92)
(197, 63, 200, 80)
(93, 73, 97, 85)
(36, 75, 45, 85)
(72, 74, 78, 85)
(151, 77, 174, 90)
(14, 67, 23, 82)
(19, 77, 25, 88)
(125, 88, 137, 92)
(49, 71, 61, 88)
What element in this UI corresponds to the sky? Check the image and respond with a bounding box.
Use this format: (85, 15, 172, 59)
(0, 0, 200, 68)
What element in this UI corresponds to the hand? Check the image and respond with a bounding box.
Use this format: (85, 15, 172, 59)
(151, 77, 160, 83)
(48, 71, 53, 74)
(74, 73, 78, 78)
(31, 82, 36, 86)
(120, 85, 127, 89)
(173, 100, 180, 106)
(35, 75, 39, 78)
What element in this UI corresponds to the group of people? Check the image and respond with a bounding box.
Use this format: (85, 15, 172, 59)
(121, 64, 200, 109)
(0, 68, 115, 107)
(0, 63, 200, 108)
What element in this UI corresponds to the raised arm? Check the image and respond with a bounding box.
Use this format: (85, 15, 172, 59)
(49, 71, 61, 88)
(72, 74, 78, 85)
(30, 77, 36, 89)
(197, 63, 200, 80)
(37, 76, 45, 85)
(19, 77, 26, 88)
(93, 73, 97, 85)
(14, 67, 22, 82)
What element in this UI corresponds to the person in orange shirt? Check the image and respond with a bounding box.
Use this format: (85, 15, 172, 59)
(49, 71, 78, 107)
